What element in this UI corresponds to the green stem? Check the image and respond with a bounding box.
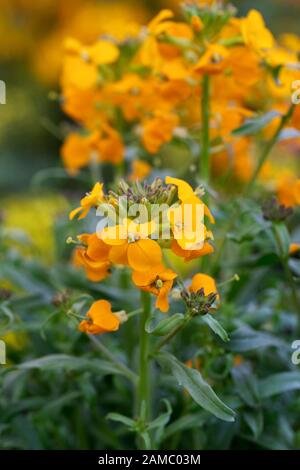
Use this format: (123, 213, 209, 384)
(137, 291, 152, 449)
(89, 156, 101, 185)
(88, 335, 137, 384)
(245, 103, 295, 194)
(154, 323, 186, 353)
(153, 314, 191, 354)
(127, 308, 143, 319)
(201, 74, 211, 185)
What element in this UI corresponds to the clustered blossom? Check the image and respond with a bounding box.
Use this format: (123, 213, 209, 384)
(60, 1, 300, 201)
(70, 176, 217, 332)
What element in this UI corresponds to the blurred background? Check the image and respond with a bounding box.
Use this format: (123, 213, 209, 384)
(0, 0, 299, 194)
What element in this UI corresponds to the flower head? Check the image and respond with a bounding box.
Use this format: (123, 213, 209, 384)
(132, 264, 177, 312)
(79, 300, 121, 335)
(70, 182, 104, 220)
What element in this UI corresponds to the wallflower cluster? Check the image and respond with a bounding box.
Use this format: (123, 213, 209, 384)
(69, 177, 217, 333)
(60, 1, 299, 199)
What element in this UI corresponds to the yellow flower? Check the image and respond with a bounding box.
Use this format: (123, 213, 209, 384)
(61, 37, 119, 90)
(101, 219, 162, 272)
(69, 182, 104, 220)
(240, 10, 274, 57)
(165, 176, 215, 223)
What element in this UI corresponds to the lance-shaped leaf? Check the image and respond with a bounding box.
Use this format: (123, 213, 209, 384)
(201, 314, 229, 342)
(156, 352, 235, 422)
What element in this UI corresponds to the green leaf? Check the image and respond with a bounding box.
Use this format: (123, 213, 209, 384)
(243, 410, 263, 439)
(156, 352, 235, 422)
(106, 413, 136, 428)
(40, 392, 81, 415)
(232, 110, 281, 136)
(163, 412, 206, 439)
(231, 364, 259, 407)
(258, 372, 300, 399)
(272, 223, 291, 260)
(202, 314, 229, 342)
(226, 326, 285, 352)
(146, 313, 185, 336)
(147, 399, 172, 431)
(17, 354, 122, 377)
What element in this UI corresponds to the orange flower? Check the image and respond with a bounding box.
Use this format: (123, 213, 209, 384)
(139, 9, 193, 73)
(61, 126, 124, 174)
(98, 124, 124, 165)
(61, 37, 119, 90)
(142, 111, 179, 154)
(233, 355, 244, 367)
(69, 182, 104, 220)
(191, 15, 204, 33)
(74, 233, 111, 282)
(129, 160, 152, 182)
(79, 300, 120, 335)
(171, 239, 214, 262)
(101, 219, 163, 271)
(277, 176, 300, 208)
(194, 44, 229, 75)
(62, 87, 105, 128)
(61, 132, 99, 175)
(132, 264, 177, 312)
(290, 243, 300, 255)
(189, 273, 219, 299)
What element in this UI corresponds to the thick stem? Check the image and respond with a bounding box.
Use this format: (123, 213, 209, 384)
(246, 104, 295, 194)
(137, 291, 152, 448)
(201, 74, 211, 185)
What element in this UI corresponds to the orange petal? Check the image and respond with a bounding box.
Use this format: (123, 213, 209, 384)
(127, 239, 162, 271)
(86, 234, 111, 260)
(88, 300, 120, 332)
(156, 280, 173, 312)
(189, 273, 218, 297)
(109, 244, 128, 265)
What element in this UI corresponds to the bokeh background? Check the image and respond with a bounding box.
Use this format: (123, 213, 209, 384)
(1, 0, 299, 194)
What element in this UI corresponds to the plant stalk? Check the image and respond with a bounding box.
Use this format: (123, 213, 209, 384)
(137, 291, 152, 449)
(246, 103, 295, 194)
(201, 74, 211, 186)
